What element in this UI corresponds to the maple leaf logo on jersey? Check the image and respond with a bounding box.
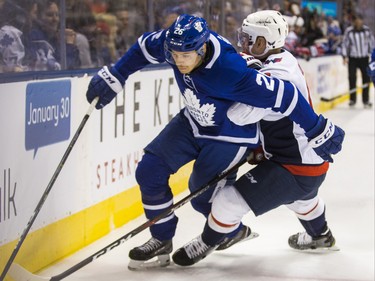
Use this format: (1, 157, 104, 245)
(183, 88, 216, 127)
(0, 33, 15, 48)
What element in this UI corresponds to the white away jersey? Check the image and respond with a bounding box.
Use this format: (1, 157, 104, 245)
(229, 50, 327, 168)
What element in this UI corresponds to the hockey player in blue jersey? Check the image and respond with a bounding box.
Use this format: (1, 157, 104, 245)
(86, 14, 345, 270)
(172, 10, 341, 267)
(367, 48, 375, 83)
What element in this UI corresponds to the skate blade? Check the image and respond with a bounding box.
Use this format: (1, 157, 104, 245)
(317, 245, 340, 251)
(128, 254, 171, 271)
(248, 232, 260, 240)
(239, 231, 260, 244)
(216, 231, 260, 251)
(293, 245, 340, 252)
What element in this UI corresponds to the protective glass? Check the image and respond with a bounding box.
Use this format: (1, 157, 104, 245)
(237, 28, 254, 52)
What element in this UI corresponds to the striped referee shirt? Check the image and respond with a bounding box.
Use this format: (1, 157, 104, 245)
(342, 25, 375, 58)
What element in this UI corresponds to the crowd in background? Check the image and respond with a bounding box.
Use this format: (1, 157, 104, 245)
(0, 0, 374, 74)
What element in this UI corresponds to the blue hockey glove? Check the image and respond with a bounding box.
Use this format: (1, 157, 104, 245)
(367, 61, 375, 83)
(305, 115, 345, 163)
(86, 66, 125, 109)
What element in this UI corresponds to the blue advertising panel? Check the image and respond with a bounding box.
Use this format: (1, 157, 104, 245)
(25, 80, 71, 157)
(301, 1, 337, 17)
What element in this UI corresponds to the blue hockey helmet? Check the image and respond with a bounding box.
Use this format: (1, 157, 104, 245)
(164, 14, 210, 63)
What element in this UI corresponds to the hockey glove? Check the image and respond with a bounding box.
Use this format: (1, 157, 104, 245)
(305, 115, 345, 163)
(367, 61, 375, 83)
(240, 52, 263, 70)
(86, 66, 125, 109)
(248, 146, 265, 165)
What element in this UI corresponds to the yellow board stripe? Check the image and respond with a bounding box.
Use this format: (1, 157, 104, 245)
(0, 162, 192, 280)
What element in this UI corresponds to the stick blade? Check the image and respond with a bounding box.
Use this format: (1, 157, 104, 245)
(8, 263, 50, 281)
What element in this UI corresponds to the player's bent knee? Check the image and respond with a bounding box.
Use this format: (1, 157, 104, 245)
(211, 185, 250, 226)
(135, 153, 173, 194)
(190, 199, 211, 217)
(286, 196, 325, 220)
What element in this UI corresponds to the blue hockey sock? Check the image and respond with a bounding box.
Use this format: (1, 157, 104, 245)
(299, 215, 327, 238)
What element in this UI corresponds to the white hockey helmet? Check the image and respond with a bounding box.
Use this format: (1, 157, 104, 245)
(239, 10, 288, 56)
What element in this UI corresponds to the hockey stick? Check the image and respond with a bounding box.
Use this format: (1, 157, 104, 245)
(320, 83, 370, 102)
(8, 153, 252, 281)
(0, 97, 99, 281)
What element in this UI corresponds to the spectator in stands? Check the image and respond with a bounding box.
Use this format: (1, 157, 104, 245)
(94, 20, 112, 66)
(282, 0, 301, 17)
(256, 0, 270, 11)
(301, 12, 324, 47)
(326, 16, 342, 54)
(66, 0, 96, 68)
(89, 0, 118, 63)
(283, 15, 304, 54)
(317, 12, 328, 37)
(113, 8, 132, 58)
(28, 0, 80, 70)
(162, 11, 180, 29)
(225, 14, 240, 47)
(108, 1, 148, 59)
(0, 0, 35, 72)
(342, 14, 375, 108)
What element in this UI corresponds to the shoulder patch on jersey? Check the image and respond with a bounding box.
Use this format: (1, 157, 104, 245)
(264, 57, 283, 65)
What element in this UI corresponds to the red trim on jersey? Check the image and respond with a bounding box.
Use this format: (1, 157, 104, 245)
(282, 162, 329, 176)
(211, 214, 236, 228)
(297, 63, 314, 108)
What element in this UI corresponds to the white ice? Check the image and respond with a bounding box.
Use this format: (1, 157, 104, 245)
(30, 101, 375, 281)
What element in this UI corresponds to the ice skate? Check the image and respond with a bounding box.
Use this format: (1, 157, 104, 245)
(364, 102, 373, 109)
(128, 237, 173, 270)
(216, 225, 259, 251)
(288, 228, 339, 251)
(172, 235, 218, 266)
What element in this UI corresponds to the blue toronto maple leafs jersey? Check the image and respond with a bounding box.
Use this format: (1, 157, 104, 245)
(113, 29, 318, 145)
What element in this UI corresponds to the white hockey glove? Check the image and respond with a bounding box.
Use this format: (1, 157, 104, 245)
(240, 52, 263, 70)
(227, 102, 269, 125)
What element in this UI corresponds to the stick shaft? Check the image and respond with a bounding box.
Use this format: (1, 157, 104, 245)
(47, 154, 250, 280)
(0, 97, 98, 281)
(320, 83, 370, 102)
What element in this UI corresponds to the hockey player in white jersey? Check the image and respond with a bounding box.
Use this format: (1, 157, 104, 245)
(86, 13, 344, 270)
(173, 10, 340, 267)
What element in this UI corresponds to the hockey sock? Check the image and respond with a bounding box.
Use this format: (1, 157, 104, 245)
(299, 216, 327, 237)
(224, 222, 243, 238)
(135, 153, 178, 240)
(201, 221, 227, 247)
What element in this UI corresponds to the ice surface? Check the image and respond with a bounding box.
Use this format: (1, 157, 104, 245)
(33, 101, 375, 281)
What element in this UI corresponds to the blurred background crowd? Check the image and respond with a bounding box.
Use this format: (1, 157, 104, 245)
(0, 0, 374, 74)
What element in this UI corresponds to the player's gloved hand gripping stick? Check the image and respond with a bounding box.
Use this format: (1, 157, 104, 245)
(86, 66, 125, 109)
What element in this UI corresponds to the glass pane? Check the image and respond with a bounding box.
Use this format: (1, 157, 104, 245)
(0, 0, 40, 73)
(65, 0, 148, 67)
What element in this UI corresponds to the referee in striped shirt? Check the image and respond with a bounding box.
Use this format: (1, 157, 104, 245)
(342, 14, 375, 108)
